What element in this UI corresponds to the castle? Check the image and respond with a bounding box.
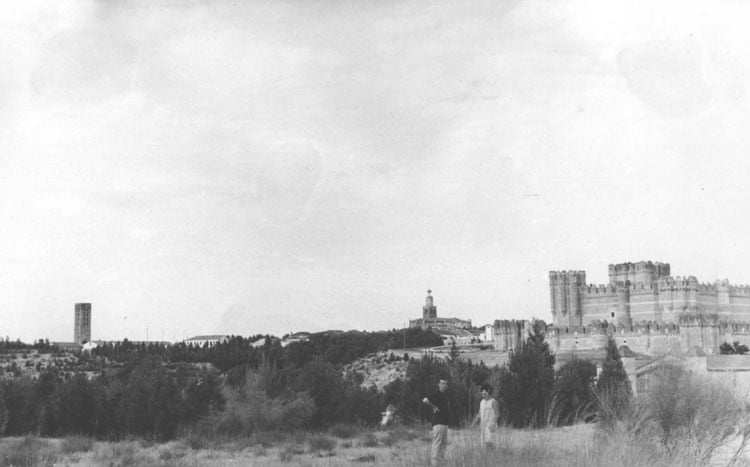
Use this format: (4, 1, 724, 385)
(549, 261, 750, 328)
(491, 261, 750, 357)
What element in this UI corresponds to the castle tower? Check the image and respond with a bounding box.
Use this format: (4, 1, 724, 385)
(616, 283, 632, 328)
(608, 261, 671, 285)
(423, 290, 437, 319)
(549, 270, 586, 327)
(74, 303, 91, 344)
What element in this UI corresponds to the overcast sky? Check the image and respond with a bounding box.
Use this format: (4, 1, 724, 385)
(3, 0, 750, 342)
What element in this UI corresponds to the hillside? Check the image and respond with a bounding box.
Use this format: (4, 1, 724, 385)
(342, 350, 414, 390)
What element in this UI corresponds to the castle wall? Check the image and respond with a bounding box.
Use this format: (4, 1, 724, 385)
(550, 323, 682, 356)
(628, 285, 661, 322)
(580, 284, 617, 325)
(729, 292, 750, 322)
(492, 320, 527, 351)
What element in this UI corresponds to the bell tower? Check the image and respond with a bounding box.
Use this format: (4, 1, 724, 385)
(423, 289, 437, 319)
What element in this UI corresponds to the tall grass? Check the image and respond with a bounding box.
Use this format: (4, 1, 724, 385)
(0, 436, 58, 467)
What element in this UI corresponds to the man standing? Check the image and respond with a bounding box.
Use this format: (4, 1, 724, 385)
(422, 377, 452, 466)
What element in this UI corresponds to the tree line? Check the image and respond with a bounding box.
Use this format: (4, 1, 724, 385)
(0, 323, 631, 440)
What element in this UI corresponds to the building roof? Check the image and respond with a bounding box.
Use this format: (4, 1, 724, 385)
(185, 335, 229, 341)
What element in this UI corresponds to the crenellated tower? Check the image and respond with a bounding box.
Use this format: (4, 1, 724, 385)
(549, 270, 586, 327)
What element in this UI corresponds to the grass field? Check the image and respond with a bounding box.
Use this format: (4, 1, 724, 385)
(1, 421, 747, 467)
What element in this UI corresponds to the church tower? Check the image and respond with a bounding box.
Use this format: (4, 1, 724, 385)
(423, 290, 437, 319)
(74, 303, 92, 344)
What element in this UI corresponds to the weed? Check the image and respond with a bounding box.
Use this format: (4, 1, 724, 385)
(181, 432, 209, 450)
(329, 422, 357, 439)
(0, 436, 57, 467)
(60, 434, 95, 454)
(308, 434, 336, 452)
(360, 432, 379, 447)
(252, 430, 287, 447)
(278, 445, 295, 462)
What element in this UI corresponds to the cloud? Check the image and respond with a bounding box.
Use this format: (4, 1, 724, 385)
(618, 37, 712, 117)
(31, 27, 138, 102)
(252, 141, 324, 227)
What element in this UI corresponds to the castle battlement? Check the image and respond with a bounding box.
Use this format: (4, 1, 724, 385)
(584, 284, 617, 294)
(551, 260, 750, 329)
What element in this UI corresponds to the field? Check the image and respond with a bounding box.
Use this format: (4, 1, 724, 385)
(1, 422, 748, 467)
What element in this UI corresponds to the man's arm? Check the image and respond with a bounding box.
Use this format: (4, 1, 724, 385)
(422, 397, 439, 413)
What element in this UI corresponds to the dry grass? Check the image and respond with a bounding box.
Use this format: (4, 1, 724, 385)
(0, 422, 747, 467)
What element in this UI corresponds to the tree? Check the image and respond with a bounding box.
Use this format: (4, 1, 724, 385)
(551, 357, 597, 425)
(595, 337, 632, 420)
(497, 319, 555, 428)
(720, 341, 750, 355)
(0, 385, 7, 436)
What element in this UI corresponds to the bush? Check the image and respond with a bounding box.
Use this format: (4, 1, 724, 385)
(307, 434, 336, 452)
(551, 357, 597, 425)
(278, 445, 295, 462)
(360, 432, 379, 447)
(329, 422, 357, 439)
(209, 373, 316, 435)
(595, 337, 632, 422)
(720, 341, 750, 355)
(60, 434, 95, 454)
(181, 431, 210, 450)
(0, 436, 58, 467)
(643, 362, 744, 462)
(496, 319, 555, 428)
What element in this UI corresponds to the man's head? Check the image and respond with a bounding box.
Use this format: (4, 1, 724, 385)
(480, 384, 492, 399)
(438, 378, 448, 393)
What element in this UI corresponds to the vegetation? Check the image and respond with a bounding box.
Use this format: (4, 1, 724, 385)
(551, 356, 597, 425)
(720, 341, 750, 355)
(1, 324, 749, 466)
(596, 336, 632, 422)
(495, 319, 556, 428)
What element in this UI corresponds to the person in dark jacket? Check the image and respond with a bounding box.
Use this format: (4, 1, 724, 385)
(422, 377, 453, 465)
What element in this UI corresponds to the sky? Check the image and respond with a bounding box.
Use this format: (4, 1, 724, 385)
(3, 0, 750, 343)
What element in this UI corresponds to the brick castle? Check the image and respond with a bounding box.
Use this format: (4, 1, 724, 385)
(493, 261, 750, 357)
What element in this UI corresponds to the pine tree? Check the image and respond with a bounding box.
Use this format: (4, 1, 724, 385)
(497, 319, 555, 427)
(595, 336, 632, 420)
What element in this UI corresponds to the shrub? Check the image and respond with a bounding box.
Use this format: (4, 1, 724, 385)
(0, 436, 57, 467)
(595, 337, 632, 422)
(60, 434, 95, 454)
(496, 319, 555, 428)
(643, 362, 744, 462)
(307, 434, 336, 452)
(251, 430, 287, 447)
(329, 422, 357, 439)
(181, 431, 210, 450)
(278, 445, 295, 462)
(158, 445, 187, 461)
(360, 432, 379, 447)
(720, 341, 750, 355)
(209, 373, 315, 435)
(551, 357, 597, 425)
